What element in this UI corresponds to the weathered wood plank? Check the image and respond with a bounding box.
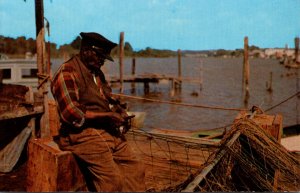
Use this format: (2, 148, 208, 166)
(0, 126, 32, 172)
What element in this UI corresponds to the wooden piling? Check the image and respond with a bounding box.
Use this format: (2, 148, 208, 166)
(132, 57, 136, 75)
(131, 57, 136, 93)
(296, 42, 300, 125)
(47, 41, 51, 78)
(178, 49, 182, 79)
(297, 71, 299, 126)
(243, 36, 250, 104)
(35, 0, 49, 138)
(176, 49, 182, 90)
(295, 37, 300, 63)
(267, 71, 273, 92)
(119, 32, 124, 93)
(282, 44, 288, 65)
(199, 61, 203, 91)
(144, 82, 150, 94)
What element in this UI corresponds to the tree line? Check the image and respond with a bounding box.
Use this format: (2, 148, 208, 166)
(0, 35, 60, 58)
(0, 35, 261, 59)
(0, 35, 178, 58)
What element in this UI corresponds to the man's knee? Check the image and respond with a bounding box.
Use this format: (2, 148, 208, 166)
(92, 171, 123, 191)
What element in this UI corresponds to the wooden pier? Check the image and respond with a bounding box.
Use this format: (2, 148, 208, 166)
(108, 73, 201, 93)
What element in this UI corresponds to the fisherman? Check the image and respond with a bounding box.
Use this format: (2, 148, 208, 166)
(51, 32, 146, 192)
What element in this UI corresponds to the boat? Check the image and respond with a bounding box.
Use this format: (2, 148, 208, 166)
(0, 59, 38, 89)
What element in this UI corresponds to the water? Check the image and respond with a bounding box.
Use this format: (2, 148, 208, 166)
(51, 57, 299, 130)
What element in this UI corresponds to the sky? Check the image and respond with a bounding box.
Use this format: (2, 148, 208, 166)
(0, 0, 299, 51)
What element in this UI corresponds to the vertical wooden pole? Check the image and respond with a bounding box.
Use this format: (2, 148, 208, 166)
(131, 57, 136, 93)
(296, 37, 300, 125)
(178, 49, 182, 78)
(199, 61, 203, 91)
(144, 82, 150, 94)
(44, 18, 51, 78)
(27, 87, 36, 139)
(267, 71, 273, 92)
(295, 37, 300, 64)
(46, 38, 51, 79)
(119, 32, 124, 93)
(282, 44, 288, 65)
(177, 49, 182, 89)
(35, 0, 49, 138)
(297, 68, 299, 126)
(131, 57, 136, 76)
(175, 49, 182, 91)
(35, 0, 44, 37)
(243, 36, 250, 104)
(35, 0, 44, 80)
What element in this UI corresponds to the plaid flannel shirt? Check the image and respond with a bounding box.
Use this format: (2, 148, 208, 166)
(51, 63, 86, 128)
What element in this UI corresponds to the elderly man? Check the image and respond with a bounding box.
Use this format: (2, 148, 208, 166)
(51, 32, 145, 192)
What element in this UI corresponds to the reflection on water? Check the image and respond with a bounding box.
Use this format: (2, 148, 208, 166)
(51, 57, 299, 130)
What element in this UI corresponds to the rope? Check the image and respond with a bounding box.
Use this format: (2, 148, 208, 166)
(216, 91, 300, 131)
(114, 91, 299, 113)
(112, 93, 248, 112)
(115, 91, 299, 132)
(264, 91, 300, 112)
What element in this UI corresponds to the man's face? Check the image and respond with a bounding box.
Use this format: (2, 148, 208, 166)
(81, 48, 105, 71)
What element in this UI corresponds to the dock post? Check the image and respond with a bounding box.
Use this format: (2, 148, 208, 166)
(295, 37, 300, 64)
(131, 57, 136, 94)
(199, 60, 203, 91)
(35, 0, 50, 138)
(297, 38, 300, 126)
(243, 36, 250, 105)
(177, 49, 182, 90)
(282, 44, 288, 65)
(267, 71, 273, 92)
(119, 32, 124, 93)
(144, 82, 150, 94)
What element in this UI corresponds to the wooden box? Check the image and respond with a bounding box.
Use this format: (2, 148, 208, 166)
(26, 138, 87, 192)
(235, 111, 283, 142)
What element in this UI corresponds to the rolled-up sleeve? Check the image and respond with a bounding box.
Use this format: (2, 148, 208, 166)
(51, 67, 86, 128)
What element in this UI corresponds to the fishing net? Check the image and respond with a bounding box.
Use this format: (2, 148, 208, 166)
(171, 118, 300, 192)
(126, 129, 219, 191)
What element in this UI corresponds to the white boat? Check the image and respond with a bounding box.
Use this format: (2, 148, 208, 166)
(0, 59, 38, 89)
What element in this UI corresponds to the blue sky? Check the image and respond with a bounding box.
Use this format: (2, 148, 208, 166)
(0, 0, 299, 50)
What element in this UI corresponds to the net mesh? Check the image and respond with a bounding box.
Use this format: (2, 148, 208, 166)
(171, 118, 300, 192)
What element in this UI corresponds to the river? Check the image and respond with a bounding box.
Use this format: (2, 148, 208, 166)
(51, 57, 299, 130)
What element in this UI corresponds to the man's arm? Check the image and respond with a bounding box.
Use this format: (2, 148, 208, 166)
(85, 111, 124, 125)
(51, 67, 86, 128)
(51, 66, 124, 129)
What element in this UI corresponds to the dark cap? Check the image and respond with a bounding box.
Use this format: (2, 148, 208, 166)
(80, 32, 117, 61)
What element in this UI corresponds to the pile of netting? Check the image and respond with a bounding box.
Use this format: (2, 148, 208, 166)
(166, 118, 300, 192)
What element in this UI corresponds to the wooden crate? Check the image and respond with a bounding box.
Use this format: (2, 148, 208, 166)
(235, 111, 283, 142)
(26, 138, 87, 192)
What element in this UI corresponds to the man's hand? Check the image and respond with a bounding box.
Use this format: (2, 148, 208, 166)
(108, 112, 125, 127)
